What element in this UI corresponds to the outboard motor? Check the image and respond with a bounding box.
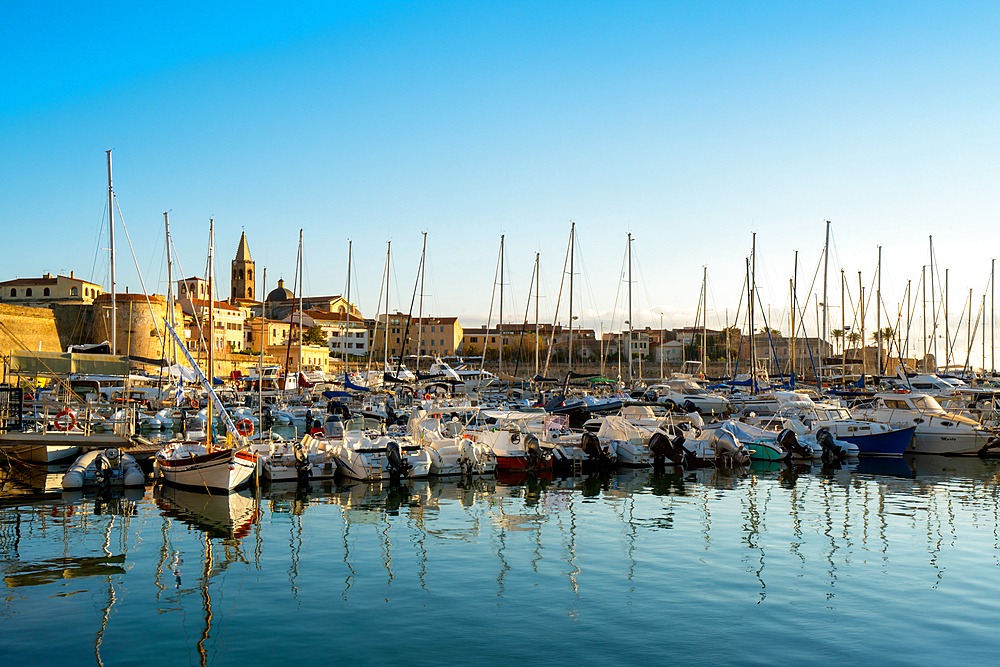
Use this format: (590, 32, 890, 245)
(524, 433, 543, 469)
(385, 440, 412, 481)
(261, 406, 274, 430)
(978, 435, 1000, 458)
(95, 449, 116, 486)
(816, 428, 846, 463)
(292, 441, 311, 482)
(776, 429, 812, 461)
(648, 430, 685, 469)
(581, 431, 614, 468)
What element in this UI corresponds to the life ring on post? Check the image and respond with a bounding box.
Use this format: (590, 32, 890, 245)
(236, 418, 255, 437)
(190, 397, 199, 409)
(54, 409, 76, 432)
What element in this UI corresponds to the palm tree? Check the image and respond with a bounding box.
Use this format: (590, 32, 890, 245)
(831, 329, 845, 355)
(846, 331, 862, 352)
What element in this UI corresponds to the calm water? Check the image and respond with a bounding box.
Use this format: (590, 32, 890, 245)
(3, 456, 1000, 666)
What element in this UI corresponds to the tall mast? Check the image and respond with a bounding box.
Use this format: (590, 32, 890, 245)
(499, 234, 505, 375)
(106, 150, 116, 354)
(207, 218, 215, 449)
(859, 271, 865, 376)
(701, 266, 707, 372)
(945, 268, 950, 369)
(992, 258, 996, 374)
(791, 250, 798, 378)
(627, 232, 632, 383)
(569, 223, 575, 376)
(343, 240, 353, 366)
(164, 211, 175, 364)
(297, 229, 304, 391)
(415, 232, 427, 373)
(384, 241, 391, 368)
(746, 255, 754, 392)
(534, 252, 540, 378)
(259, 268, 266, 411)
(822, 220, 830, 352)
(841, 269, 846, 384)
(877, 245, 882, 377)
(922, 266, 927, 371)
(930, 237, 937, 372)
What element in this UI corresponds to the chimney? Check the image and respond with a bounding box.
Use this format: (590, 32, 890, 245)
(70, 270, 74, 279)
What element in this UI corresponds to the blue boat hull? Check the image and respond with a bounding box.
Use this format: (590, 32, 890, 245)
(840, 426, 915, 457)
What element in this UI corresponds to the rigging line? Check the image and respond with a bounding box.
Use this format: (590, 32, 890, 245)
(607, 237, 628, 338)
(631, 249, 656, 330)
(113, 195, 165, 353)
(571, 231, 600, 327)
(89, 199, 109, 287)
(479, 240, 503, 375)
(512, 257, 538, 377)
(543, 226, 573, 377)
(365, 246, 388, 378)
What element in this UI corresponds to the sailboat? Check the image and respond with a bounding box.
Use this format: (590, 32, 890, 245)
(154, 221, 257, 492)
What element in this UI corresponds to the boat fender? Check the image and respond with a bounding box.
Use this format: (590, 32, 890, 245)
(53, 408, 76, 431)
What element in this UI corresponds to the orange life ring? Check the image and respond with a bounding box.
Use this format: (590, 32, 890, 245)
(236, 418, 255, 436)
(53, 408, 76, 431)
(190, 397, 199, 408)
(894, 388, 910, 394)
(424, 393, 432, 400)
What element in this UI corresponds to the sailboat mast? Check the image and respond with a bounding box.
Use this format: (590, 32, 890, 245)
(416, 232, 427, 373)
(877, 245, 882, 377)
(259, 268, 266, 411)
(106, 150, 116, 354)
(945, 268, 950, 369)
(164, 211, 175, 364)
(930, 237, 938, 372)
(627, 232, 632, 384)
(569, 223, 575, 377)
(343, 240, 352, 367)
(791, 250, 798, 378)
(207, 218, 215, 449)
(750, 232, 757, 391)
(297, 229, 304, 391)
(841, 269, 846, 384)
(384, 241, 391, 369)
(701, 266, 707, 372)
(822, 220, 830, 352)
(499, 234, 504, 375)
(534, 252, 540, 378)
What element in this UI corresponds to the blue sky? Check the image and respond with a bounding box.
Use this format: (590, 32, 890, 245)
(3, 2, 999, 365)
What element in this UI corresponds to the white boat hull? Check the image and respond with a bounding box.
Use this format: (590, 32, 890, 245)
(155, 442, 257, 492)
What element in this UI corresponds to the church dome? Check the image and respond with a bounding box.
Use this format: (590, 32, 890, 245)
(266, 278, 294, 302)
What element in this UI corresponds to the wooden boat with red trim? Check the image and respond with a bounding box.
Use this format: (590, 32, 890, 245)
(155, 441, 257, 492)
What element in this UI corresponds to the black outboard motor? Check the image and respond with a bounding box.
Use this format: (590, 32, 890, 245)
(648, 431, 683, 470)
(978, 436, 1000, 458)
(776, 429, 812, 461)
(816, 428, 846, 463)
(385, 440, 412, 482)
(261, 406, 274, 430)
(581, 431, 614, 468)
(95, 451, 115, 487)
(524, 433, 543, 469)
(292, 441, 310, 482)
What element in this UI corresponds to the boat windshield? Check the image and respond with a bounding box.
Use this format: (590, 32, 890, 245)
(345, 417, 382, 432)
(910, 395, 945, 412)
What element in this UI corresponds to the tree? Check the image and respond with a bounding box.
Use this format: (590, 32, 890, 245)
(303, 325, 326, 346)
(831, 329, 845, 355)
(846, 331, 862, 350)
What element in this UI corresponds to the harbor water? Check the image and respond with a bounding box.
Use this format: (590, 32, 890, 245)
(2, 455, 1000, 665)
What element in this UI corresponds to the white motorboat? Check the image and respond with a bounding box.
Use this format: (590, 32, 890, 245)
(852, 391, 998, 455)
(62, 448, 145, 489)
(410, 409, 496, 476)
(257, 434, 339, 482)
(335, 418, 431, 480)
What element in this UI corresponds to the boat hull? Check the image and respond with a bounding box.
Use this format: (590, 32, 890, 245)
(840, 427, 914, 457)
(156, 444, 256, 492)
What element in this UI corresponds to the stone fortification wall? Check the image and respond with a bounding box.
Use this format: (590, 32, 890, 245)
(0, 303, 64, 355)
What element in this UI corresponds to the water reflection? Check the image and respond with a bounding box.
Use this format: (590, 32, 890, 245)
(4, 458, 1000, 665)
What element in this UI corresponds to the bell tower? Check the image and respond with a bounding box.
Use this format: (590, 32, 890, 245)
(231, 232, 255, 301)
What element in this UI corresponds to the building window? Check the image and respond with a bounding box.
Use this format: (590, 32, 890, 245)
(25, 288, 32, 296)
(247, 269, 252, 281)
(9, 288, 15, 297)
(470, 337, 477, 343)
(43, 287, 50, 296)
(441, 339, 444, 346)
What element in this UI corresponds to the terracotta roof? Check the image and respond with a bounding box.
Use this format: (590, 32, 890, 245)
(182, 297, 242, 312)
(1, 277, 58, 286)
